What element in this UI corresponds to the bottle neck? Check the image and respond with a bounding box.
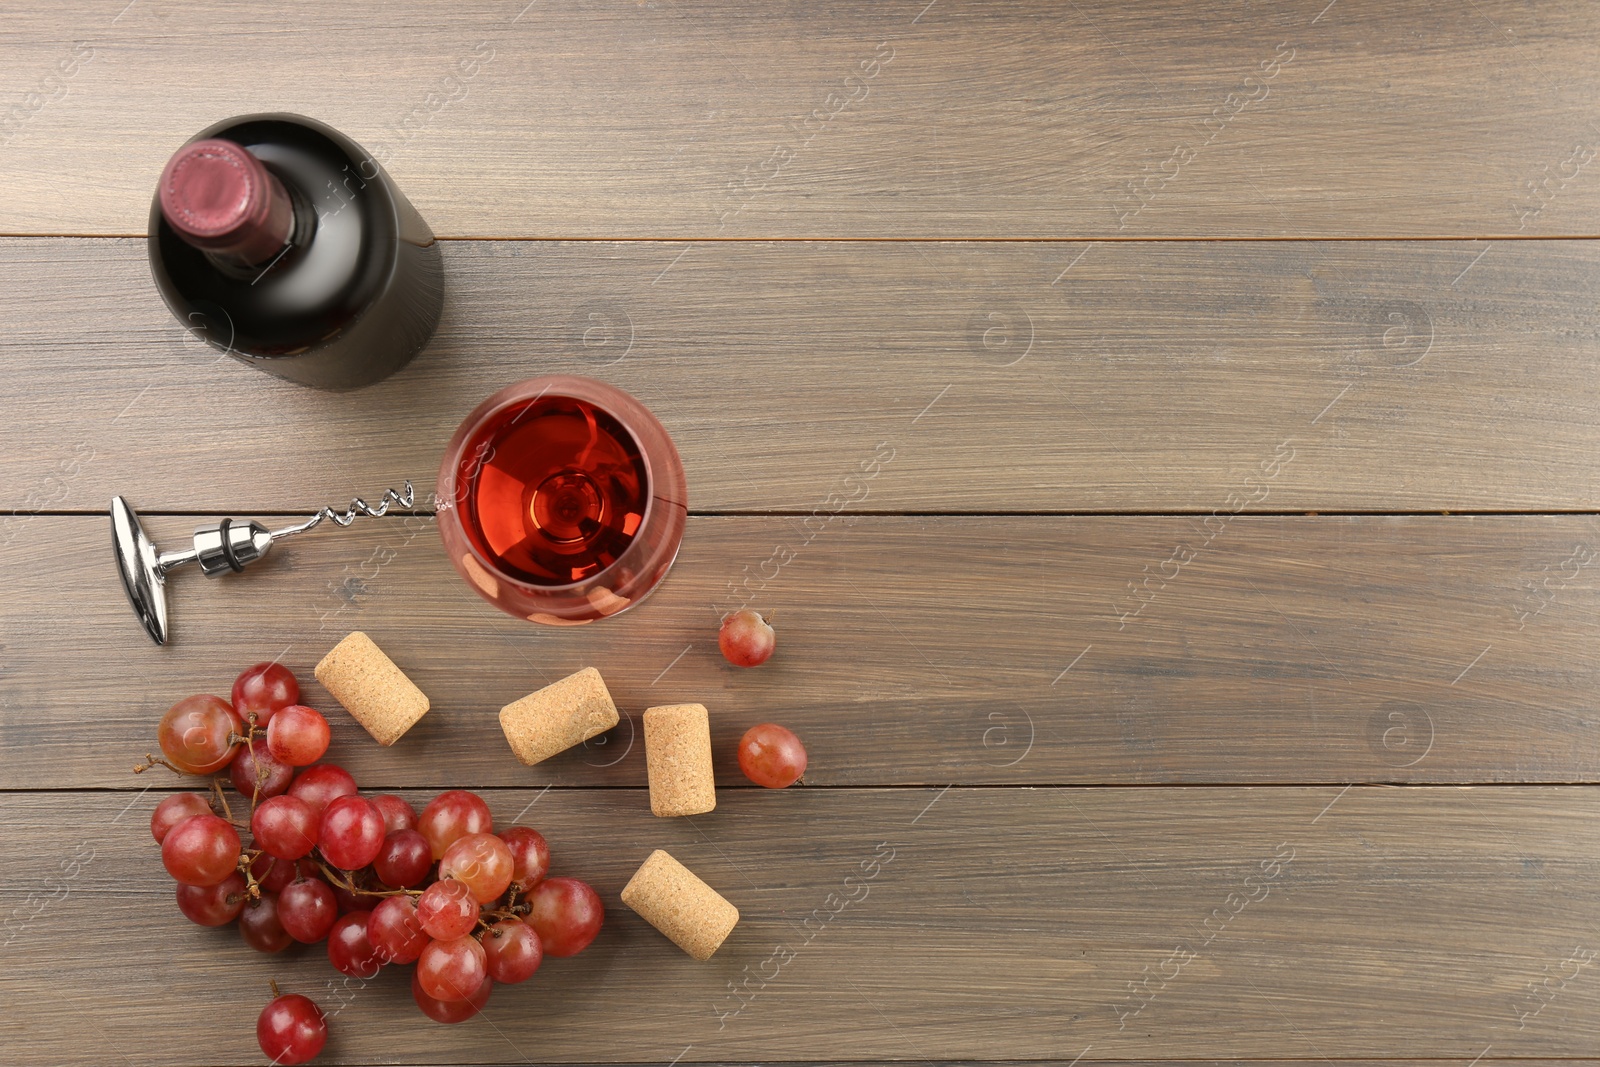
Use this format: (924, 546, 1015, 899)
(159, 138, 299, 268)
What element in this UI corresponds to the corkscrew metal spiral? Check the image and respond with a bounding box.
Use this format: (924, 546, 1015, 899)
(110, 481, 419, 646)
(268, 481, 417, 540)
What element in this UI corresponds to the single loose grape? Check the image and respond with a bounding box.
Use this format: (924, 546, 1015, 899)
(737, 723, 807, 788)
(256, 992, 326, 1066)
(718, 609, 776, 667)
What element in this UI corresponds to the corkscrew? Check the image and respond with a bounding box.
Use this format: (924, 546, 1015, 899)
(111, 483, 417, 646)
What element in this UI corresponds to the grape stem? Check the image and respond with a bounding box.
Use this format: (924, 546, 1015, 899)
(236, 847, 264, 900)
(477, 904, 529, 929)
(211, 778, 234, 824)
(476, 883, 531, 930)
(316, 862, 420, 899)
(239, 713, 265, 813)
(132, 753, 184, 775)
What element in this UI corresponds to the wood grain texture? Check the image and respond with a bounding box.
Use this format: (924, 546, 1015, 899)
(1, 787, 1595, 1064)
(4, 513, 1597, 789)
(3, 237, 1599, 513)
(3, 0, 1600, 238)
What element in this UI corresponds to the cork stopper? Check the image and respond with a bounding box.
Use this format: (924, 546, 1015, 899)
(498, 667, 619, 766)
(620, 849, 739, 960)
(643, 704, 715, 817)
(314, 632, 430, 746)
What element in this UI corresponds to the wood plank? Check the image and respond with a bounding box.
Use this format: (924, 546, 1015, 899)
(3, 1, 1599, 238)
(4, 237, 1599, 513)
(0, 786, 1595, 1064)
(5, 513, 1598, 789)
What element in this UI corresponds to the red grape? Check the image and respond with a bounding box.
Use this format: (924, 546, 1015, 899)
(327, 910, 383, 978)
(288, 764, 358, 823)
(267, 705, 331, 767)
(481, 918, 543, 984)
(157, 694, 243, 775)
(319, 795, 385, 871)
(369, 895, 429, 964)
(252, 794, 319, 861)
(279, 878, 338, 943)
(254, 854, 318, 894)
(417, 935, 488, 1002)
(371, 794, 418, 834)
(412, 968, 491, 1024)
(418, 790, 492, 860)
(737, 723, 807, 788)
(498, 826, 550, 890)
(330, 878, 367, 915)
(239, 892, 292, 952)
(439, 833, 514, 904)
(256, 992, 326, 1066)
(229, 738, 295, 800)
(416, 878, 479, 940)
(175, 872, 247, 927)
(525, 877, 604, 957)
(150, 793, 212, 844)
(233, 662, 300, 728)
(161, 813, 241, 887)
(374, 829, 432, 888)
(719, 609, 776, 667)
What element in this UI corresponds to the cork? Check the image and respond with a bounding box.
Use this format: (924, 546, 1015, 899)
(314, 632, 430, 746)
(643, 704, 716, 817)
(498, 667, 619, 766)
(620, 849, 739, 961)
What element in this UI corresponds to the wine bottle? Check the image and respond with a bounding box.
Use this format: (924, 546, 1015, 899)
(148, 113, 443, 390)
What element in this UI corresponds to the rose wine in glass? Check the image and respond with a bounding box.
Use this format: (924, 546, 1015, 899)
(148, 113, 443, 390)
(436, 377, 687, 625)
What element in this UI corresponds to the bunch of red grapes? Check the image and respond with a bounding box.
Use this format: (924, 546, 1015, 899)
(144, 663, 604, 1064)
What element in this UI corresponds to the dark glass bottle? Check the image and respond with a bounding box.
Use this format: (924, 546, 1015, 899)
(148, 113, 443, 390)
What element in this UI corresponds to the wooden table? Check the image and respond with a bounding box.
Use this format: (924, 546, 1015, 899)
(4, 1, 1599, 1064)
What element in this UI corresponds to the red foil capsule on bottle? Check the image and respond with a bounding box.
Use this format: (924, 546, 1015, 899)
(158, 138, 293, 265)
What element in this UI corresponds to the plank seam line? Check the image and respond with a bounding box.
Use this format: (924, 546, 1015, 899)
(7, 233, 1600, 243)
(11, 783, 1600, 795)
(22, 509, 1600, 519)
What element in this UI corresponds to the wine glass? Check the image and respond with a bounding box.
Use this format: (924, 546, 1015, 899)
(435, 376, 687, 625)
